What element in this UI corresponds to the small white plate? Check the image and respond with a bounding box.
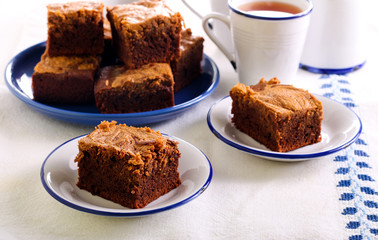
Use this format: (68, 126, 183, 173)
(207, 95, 362, 161)
(41, 134, 212, 217)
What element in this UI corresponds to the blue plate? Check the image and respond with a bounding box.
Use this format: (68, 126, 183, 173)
(4, 42, 219, 125)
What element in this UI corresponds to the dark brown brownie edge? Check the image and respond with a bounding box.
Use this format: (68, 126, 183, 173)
(32, 70, 96, 105)
(171, 35, 204, 93)
(95, 82, 175, 113)
(76, 139, 181, 209)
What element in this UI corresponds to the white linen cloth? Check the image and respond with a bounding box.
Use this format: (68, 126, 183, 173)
(1, 0, 378, 239)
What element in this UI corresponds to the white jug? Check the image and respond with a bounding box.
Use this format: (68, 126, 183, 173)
(300, 0, 366, 74)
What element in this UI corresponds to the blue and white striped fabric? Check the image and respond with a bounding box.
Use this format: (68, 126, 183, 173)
(318, 74, 378, 240)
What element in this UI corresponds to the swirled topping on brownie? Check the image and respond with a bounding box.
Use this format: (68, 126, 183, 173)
(234, 78, 323, 114)
(108, 0, 175, 26)
(34, 53, 100, 74)
(78, 120, 168, 162)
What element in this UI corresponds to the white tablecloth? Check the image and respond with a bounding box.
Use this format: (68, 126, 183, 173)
(1, 0, 378, 239)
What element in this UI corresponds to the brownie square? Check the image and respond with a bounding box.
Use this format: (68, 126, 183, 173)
(171, 28, 204, 93)
(75, 121, 181, 209)
(229, 78, 323, 152)
(32, 52, 100, 104)
(94, 63, 175, 113)
(46, 1, 104, 56)
(107, 0, 183, 69)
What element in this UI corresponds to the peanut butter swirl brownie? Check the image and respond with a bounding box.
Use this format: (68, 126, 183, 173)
(230, 78, 323, 152)
(107, 0, 183, 69)
(75, 121, 181, 209)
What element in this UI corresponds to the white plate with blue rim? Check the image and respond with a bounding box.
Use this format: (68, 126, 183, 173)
(207, 95, 362, 161)
(41, 134, 212, 217)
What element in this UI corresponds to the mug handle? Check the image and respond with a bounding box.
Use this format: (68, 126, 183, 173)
(202, 13, 236, 70)
(181, 0, 203, 19)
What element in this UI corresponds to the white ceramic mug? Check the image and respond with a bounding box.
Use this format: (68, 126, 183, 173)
(202, 0, 313, 85)
(300, 0, 366, 74)
(181, 0, 233, 53)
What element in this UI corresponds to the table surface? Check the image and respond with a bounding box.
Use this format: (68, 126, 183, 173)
(1, 0, 378, 239)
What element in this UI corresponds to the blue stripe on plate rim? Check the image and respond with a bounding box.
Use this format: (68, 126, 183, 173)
(40, 134, 213, 217)
(228, 0, 313, 21)
(300, 61, 366, 75)
(207, 95, 363, 160)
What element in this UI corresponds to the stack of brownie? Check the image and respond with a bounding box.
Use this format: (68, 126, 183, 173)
(97, 0, 204, 113)
(32, 0, 204, 113)
(32, 2, 104, 105)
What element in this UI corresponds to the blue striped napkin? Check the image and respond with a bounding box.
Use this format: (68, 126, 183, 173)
(318, 74, 378, 240)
